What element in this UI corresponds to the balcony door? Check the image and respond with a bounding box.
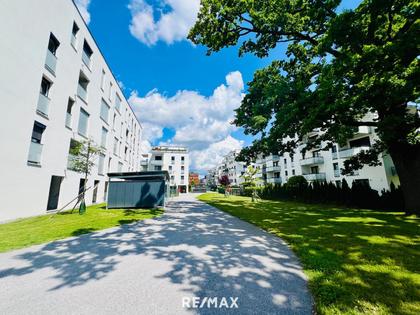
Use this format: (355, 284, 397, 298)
(47, 176, 64, 210)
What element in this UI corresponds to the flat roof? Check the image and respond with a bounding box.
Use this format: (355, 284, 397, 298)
(107, 171, 170, 180)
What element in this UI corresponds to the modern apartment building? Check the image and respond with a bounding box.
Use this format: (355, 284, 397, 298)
(141, 146, 190, 193)
(255, 126, 399, 192)
(208, 150, 247, 187)
(0, 0, 143, 221)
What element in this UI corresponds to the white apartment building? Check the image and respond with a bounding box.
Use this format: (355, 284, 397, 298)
(208, 150, 247, 186)
(255, 126, 399, 192)
(141, 146, 190, 193)
(0, 0, 143, 221)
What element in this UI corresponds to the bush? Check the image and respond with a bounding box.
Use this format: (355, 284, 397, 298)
(218, 187, 226, 194)
(285, 176, 308, 189)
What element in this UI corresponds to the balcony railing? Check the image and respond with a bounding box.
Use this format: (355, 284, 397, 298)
(265, 155, 280, 162)
(65, 113, 72, 129)
(267, 178, 282, 184)
(266, 166, 281, 172)
(300, 156, 324, 166)
(37, 93, 50, 117)
(45, 50, 57, 74)
(332, 152, 338, 160)
(71, 34, 77, 49)
(28, 142, 43, 165)
(82, 51, 91, 68)
(339, 146, 370, 159)
(303, 173, 326, 181)
(334, 169, 340, 177)
(67, 154, 77, 170)
(77, 84, 87, 102)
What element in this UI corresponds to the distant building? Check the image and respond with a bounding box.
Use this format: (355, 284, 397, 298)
(207, 150, 246, 187)
(141, 146, 190, 193)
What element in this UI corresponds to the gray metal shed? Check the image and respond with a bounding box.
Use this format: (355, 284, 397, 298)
(107, 171, 170, 209)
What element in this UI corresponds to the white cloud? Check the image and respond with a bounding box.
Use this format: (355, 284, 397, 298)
(129, 71, 245, 171)
(75, 0, 92, 24)
(128, 0, 200, 46)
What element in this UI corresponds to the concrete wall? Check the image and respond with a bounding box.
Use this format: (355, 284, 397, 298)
(0, 0, 143, 221)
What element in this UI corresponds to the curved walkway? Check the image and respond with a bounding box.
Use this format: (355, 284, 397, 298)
(0, 194, 312, 314)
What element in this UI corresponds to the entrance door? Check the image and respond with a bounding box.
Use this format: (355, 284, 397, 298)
(92, 180, 99, 203)
(47, 176, 64, 210)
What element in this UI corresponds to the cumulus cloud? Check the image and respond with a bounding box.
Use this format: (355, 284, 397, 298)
(129, 71, 245, 171)
(128, 0, 200, 46)
(75, 0, 91, 24)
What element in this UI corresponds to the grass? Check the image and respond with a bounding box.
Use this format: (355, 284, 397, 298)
(0, 203, 163, 253)
(198, 193, 420, 315)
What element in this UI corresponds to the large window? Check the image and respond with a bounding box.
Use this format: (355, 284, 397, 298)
(101, 127, 108, 148)
(28, 121, 46, 165)
(82, 40, 93, 68)
(98, 154, 105, 175)
(115, 94, 122, 112)
(100, 99, 110, 123)
(71, 22, 79, 49)
(40, 77, 51, 97)
(47, 33, 60, 56)
(77, 72, 89, 102)
(78, 108, 89, 137)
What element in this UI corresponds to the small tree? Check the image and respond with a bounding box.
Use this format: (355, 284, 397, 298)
(219, 174, 230, 187)
(241, 165, 262, 202)
(68, 138, 103, 214)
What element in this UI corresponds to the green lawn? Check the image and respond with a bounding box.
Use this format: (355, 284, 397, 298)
(198, 193, 420, 315)
(0, 203, 163, 253)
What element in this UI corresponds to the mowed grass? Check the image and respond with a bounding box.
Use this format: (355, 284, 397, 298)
(0, 203, 163, 253)
(198, 193, 420, 315)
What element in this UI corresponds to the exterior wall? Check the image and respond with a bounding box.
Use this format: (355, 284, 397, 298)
(0, 0, 143, 221)
(208, 150, 246, 187)
(146, 146, 190, 193)
(255, 127, 399, 193)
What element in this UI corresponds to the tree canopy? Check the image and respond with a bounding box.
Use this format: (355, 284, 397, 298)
(189, 0, 420, 213)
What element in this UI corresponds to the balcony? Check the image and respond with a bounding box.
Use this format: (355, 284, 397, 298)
(65, 113, 72, 129)
(267, 178, 282, 184)
(151, 160, 163, 165)
(45, 50, 57, 75)
(266, 166, 281, 172)
(82, 51, 91, 69)
(140, 160, 149, 166)
(339, 146, 370, 159)
(71, 34, 77, 49)
(36, 93, 50, 117)
(334, 169, 340, 177)
(28, 142, 43, 165)
(77, 84, 87, 102)
(300, 156, 324, 166)
(265, 155, 280, 162)
(303, 173, 326, 181)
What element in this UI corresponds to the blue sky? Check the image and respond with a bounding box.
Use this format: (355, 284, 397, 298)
(76, 0, 361, 173)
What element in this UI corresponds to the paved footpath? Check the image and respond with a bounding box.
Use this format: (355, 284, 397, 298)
(0, 194, 312, 315)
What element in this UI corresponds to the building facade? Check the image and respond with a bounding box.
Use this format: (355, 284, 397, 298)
(208, 150, 247, 187)
(0, 0, 143, 221)
(142, 146, 190, 193)
(255, 126, 399, 192)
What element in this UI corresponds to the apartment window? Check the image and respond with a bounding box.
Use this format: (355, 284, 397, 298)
(101, 127, 108, 148)
(350, 136, 371, 148)
(78, 108, 89, 137)
(120, 122, 124, 137)
(82, 40, 93, 68)
(285, 170, 288, 177)
(181, 166, 185, 172)
(28, 122, 46, 165)
(108, 82, 113, 100)
(40, 77, 52, 97)
(290, 156, 294, 163)
(47, 33, 60, 56)
(171, 156, 175, 164)
(108, 157, 112, 172)
(335, 180, 342, 188)
(115, 95, 122, 112)
(112, 113, 117, 130)
(273, 161, 279, 167)
(155, 155, 162, 161)
(77, 72, 89, 102)
(169, 165, 173, 171)
(100, 99, 110, 123)
(124, 146, 128, 160)
(113, 137, 118, 155)
(181, 176, 185, 181)
(181, 156, 185, 164)
(101, 70, 106, 90)
(154, 166, 162, 171)
(333, 162, 340, 177)
(284, 158, 287, 166)
(292, 169, 296, 176)
(65, 99, 74, 129)
(98, 154, 105, 175)
(71, 22, 79, 48)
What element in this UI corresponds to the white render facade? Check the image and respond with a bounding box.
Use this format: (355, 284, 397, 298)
(255, 126, 400, 192)
(0, 0, 143, 221)
(208, 150, 247, 186)
(142, 146, 190, 193)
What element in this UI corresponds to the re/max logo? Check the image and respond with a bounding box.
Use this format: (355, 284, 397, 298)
(182, 297, 239, 309)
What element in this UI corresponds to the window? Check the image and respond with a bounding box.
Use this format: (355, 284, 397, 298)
(101, 127, 108, 148)
(40, 77, 52, 97)
(171, 156, 175, 164)
(31, 121, 46, 144)
(285, 170, 288, 177)
(108, 157, 112, 172)
(77, 72, 89, 101)
(181, 156, 185, 164)
(101, 70, 106, 90)
(154, 166, 162, 171)
(290, 156, 294, 163)
(284, 158, 287, 166)
(28, 121, 46, 165)
(98, 154, 105, 175)
(100, 99, 110, 123)
(169, 165, 173, 171)
(71, 22, 79, 48)
(112, 113, 117, 130)
(78, 108, 89, 137)
(65, 99, 74, 128)
(336, 180, 342, 188)
(155, 155, 162, 161)
(113, 137, 118, 155)
(115, 95, 122, 112)
(181, 176, 185, 181)
(350, 136, 371, 148)
(82, 40, 93, 68)
(124, 146, 128, 160)
(47, 33, 60, 56)
(292, 169, 296, 176)
(108, 82, 113, 100)
(118, 162, 123, 172)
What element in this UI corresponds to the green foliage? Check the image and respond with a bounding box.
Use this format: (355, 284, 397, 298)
(68, 139, 103, 175)
(199, 193, 420, 315)
(284, 175, 308, 189)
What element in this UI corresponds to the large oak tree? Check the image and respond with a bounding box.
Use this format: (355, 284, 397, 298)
(189, 0, 420, 214)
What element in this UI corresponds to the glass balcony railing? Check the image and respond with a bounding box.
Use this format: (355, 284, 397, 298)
(28, 142, 43, 165)
(266, 166, 281, 172)
(300, 156, 324, 166)
(339, 147, 370, 159)
(334, 169, 340, 177)
(267, 178, 282, 184)
(37, 93, 50, 116)
(303, 173, 326, 181)
(82, 51, 91, 68)
(45, 50, 57, 74)
(71, 34, 77, 49)
(65, 113, 72, 129)
(77, 84, 87, 102)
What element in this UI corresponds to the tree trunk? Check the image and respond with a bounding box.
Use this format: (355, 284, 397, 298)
(388, 144, 420, 215)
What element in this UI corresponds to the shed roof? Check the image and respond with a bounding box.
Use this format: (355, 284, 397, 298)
(107, 171, 170, 181)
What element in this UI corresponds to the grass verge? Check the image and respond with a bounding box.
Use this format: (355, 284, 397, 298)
(0, 203, 163, 253)
(198, 193, 420, 315)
